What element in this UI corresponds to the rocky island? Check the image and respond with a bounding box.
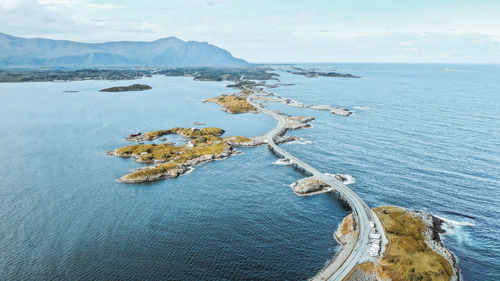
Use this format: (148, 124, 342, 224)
(204, 92, 258, 113)
(290, 174, 354, 195)
(99, 84, 152, 92)
(108, 127, 266, 183)
(108, 112, 314, 183)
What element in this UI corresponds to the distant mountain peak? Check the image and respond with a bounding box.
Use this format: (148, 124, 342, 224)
(0, 32, 248, 68)
(154, 36, 184, 42)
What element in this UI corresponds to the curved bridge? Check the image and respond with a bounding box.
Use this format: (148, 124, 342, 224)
(247, 89, 386, 280)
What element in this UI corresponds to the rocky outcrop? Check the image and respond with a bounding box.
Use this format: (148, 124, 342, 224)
(222, 136, 266, 147)
(325, 173, 356, 185)
(204, 94, 257, 113)
(253, 91, 353, 116)
(309, 105, 352, 116)
(290, 176, 331, 195)
(284, 115, 315, 130)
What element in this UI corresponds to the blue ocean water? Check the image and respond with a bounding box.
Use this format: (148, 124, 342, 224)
(0, 64, 499, 280)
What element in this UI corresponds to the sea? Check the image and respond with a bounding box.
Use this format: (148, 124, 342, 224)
(0, 64, 498, 280)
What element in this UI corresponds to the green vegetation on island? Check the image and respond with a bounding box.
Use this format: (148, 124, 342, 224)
(131, 127, 225, 141)
(110, 127, 261, 183)
(205, 94, 257, 113)
(99, 84, 152, 92)
(343, 206, 459, 281)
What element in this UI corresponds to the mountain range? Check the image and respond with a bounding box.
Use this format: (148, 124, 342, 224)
(0, 33, 248, 68)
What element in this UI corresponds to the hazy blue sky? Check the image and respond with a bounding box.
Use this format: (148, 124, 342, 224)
(1, 0, 499, 62)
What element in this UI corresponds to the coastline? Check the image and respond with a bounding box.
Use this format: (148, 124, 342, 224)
(311, 215, 359, 281)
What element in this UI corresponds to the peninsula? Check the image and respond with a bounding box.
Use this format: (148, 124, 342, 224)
(340, 206, 460, 281)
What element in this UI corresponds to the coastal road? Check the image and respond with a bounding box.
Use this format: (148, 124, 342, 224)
(247, 89, 384, 280)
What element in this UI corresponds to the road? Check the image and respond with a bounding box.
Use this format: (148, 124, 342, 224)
(247, 89, 385, 280)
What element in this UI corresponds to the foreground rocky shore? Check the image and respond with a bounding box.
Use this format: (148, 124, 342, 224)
(340, 206, 460, 281)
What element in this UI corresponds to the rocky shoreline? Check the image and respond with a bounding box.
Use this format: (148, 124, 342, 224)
(252, 90, 352, 116)
(109, 146, 237, 183)
(410, 209, 461, 281)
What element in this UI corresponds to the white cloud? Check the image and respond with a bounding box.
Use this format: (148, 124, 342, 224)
(38, 0, 121, 9)
(0, 0, 33, 10)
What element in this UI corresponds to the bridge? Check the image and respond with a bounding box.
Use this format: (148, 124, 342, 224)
(247, 89, 387, 280)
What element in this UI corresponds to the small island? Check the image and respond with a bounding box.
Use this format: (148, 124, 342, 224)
(108, 127, 265, 183)
(108, 111, 315, 184)
(99, 84, 152, 92)
(287, 66, 360, 78)
(204, 93, 257, 113)
(290, 174, 354, 195)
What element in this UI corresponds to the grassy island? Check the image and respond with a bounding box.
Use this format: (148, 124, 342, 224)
(343, 206, 457, 281)
(110, 127, 262, 183)
(205, 94, 257, 113)
(132, 127, 225, 141)
(99, 84, 152, 92)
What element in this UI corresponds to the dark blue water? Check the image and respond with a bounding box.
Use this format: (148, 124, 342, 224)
(273, 63, 500, 280)
(0, 76, 347, 280)
(0, 64, 499, 280)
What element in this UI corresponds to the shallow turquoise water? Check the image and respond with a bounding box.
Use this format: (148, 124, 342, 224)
(0, 64, 499, 280)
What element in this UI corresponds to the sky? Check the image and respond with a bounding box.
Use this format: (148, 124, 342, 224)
(1, 0, 499, 63)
